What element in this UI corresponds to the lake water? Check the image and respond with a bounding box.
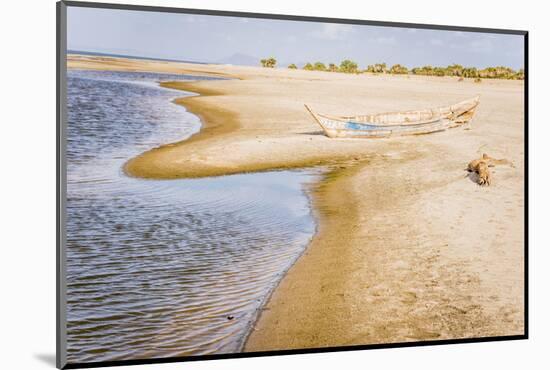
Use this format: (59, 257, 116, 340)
(66, 70, 319, 363)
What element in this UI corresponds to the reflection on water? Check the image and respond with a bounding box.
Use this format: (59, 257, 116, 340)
(66, 70, 319, 363)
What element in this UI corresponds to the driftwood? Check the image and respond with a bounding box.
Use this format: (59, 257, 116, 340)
(467, 153, 513, 186)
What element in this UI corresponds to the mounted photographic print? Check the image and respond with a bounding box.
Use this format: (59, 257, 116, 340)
(56, 1, 528, 368)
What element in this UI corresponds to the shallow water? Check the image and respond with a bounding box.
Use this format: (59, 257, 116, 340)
(66, 70, 319, 363)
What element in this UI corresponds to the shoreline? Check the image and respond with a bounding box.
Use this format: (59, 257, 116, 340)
(124, 81, 244, 178)
(127, 77, 352, 351)
(123, 78, 374, 179)
(124, 80, 353, 179)
(238, 167, 326, 351)
(244, 146, 524, 350)
(68, 55, 525, 351)
(240, 162, 363, 349)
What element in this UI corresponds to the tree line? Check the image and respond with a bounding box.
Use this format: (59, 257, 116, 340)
(260, 57, 524, 80)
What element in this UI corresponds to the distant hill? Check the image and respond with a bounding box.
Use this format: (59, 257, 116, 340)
(217, 53, 259, 67)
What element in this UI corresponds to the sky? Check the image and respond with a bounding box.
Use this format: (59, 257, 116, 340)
(67, 6, 525, 70)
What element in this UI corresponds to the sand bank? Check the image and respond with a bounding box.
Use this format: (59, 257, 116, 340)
(68, 54, 525, 349)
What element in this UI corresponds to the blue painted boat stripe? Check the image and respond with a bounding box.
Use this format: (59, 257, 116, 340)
(346, 121, 393, 131)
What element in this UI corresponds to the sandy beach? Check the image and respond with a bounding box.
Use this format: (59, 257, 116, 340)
(69, 54, 525, 350)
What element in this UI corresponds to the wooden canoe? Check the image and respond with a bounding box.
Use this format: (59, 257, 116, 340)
(304, 95, 480, 138)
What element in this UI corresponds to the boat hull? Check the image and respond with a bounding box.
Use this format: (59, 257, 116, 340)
(305, 96, 479, 138)
(320, 118, 456, 138)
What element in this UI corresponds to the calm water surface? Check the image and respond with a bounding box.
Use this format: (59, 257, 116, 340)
(66, 70, 319, 363)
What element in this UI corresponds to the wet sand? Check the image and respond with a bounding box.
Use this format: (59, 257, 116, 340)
(69, 54, 525, 350)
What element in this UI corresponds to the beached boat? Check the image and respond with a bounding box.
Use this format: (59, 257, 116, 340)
(304, 95, 480, 138)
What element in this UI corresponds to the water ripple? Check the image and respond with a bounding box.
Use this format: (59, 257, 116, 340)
(66, 70, 320, 363)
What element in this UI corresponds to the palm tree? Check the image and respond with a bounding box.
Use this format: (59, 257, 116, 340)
(433, 67, 446, 76)
(478, 67, 496, 78)
(389, 64, 408, 74)
(377, 63, 387, 73)
(260, 57, 276, 68)
(294, 59, 520, 80)
(265, 57, 277, 68)
(339, 59, 358, 73)
(462, 67, 479, 78)
(314, 62, 327, 71)
(515, 68, 525, 80)
(446, 64, 464, 76)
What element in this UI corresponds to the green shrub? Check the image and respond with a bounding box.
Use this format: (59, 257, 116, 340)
(328, 63, 339, 72)
(260, 57, 276, 68)
(389, 64, 408, 74)
(313, 62, 327, 71)
(339, 59, 358, 73)
(266, 55, 523, 81)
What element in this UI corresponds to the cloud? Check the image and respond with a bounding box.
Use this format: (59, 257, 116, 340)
(311, 23, 355, 40)
(447, 35, 495, 54)
(430, 38, 444, 46)
(469, 37, 494, 53)
(506, 49, 523, 57)
(180, 15, 206, 24)
(181, 15, 197, 23)
(375, 36, 396, 45)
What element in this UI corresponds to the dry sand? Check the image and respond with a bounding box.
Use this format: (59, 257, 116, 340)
(69, 54, 525, 350)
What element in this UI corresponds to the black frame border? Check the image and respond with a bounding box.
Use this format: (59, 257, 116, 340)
(57, 1, 529, 369)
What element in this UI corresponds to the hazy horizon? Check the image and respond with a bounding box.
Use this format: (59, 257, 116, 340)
(68, 6, 525, 70)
